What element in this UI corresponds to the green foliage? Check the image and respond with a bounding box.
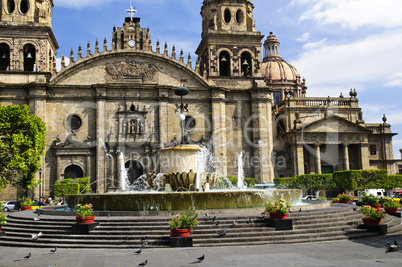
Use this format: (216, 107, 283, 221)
(296, 174, 334, 192)
(18, 196, 34, 207)
(0, 104, 46, 191)
(333, 170, 388, 191)
(53, 182, 80, 197)
(168, 211, 199, 230)
(384, 175, 402, 189)
(360, 193, 380, 206)
(264, 198, 291, 215)
(0, 212, 6, 226)
(382, 198, 400, 209)
(358, 205, 387, 219)
(75, 203, 93, 218)
(53, 178, 89, 197)
(274, 177, 300, 189)
(225, 176, 256, 188)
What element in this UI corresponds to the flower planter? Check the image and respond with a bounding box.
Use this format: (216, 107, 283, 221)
(338, 199, 351, 204)
(269, 212, 288, 220)
(75, 216, 95, 224)
(385, 208, 398, 214)
(362, 218, 382, 225)
(20, 206, 32, 211)
(170, 229, 191, 237)
(373, 204, 382, 210)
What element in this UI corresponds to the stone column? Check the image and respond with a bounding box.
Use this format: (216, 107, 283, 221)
(95, 87, 107, 193)
(315, 144, 322, 174)
(343, 144, 350, 170)
(250, 89, 274, 183)
(360, 143, 370, 169)
(211, 89, 227, 176)
(29, 85, 47, 199)
(56, 156, 61, 181)
(296, 143, 305, 175)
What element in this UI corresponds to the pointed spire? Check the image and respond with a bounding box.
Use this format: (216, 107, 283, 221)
(95, 39, 99, 54)
(180, 49, 184, 63)
(164, 42, 168, 56)
(156, 39, 160, 54)
(78, 44, 82, 59)
(103, 37, 108, 52)
(187, 53, 192, 68)
(172, 45, 176, 59)
(87, 41, 91, 56)
(61, 54, 65, 69)
(70, 47, 74, 63)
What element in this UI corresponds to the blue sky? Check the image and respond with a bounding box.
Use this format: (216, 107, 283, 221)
(53, 0, 402, 159)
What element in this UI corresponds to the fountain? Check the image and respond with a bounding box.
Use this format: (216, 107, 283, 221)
(64, 85, 303, 213)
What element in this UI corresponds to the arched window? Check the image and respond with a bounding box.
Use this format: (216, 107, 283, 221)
(240, 52, 252, 77)
(120, 31, 124, 49)
(64, 165, 84, 179)
(23, 44, 35, 71)
(6, 0, 15, 14)
(0, 44, 10, 71)
(20, 0, 29, 14)
(219, 51, 230, 77)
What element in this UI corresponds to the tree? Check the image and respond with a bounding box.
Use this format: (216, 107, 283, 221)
(0, 104, 46, 191)
(296, 174, 334, 197)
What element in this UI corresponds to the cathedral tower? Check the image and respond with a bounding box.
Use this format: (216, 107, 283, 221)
(196, 0, 264, 78)
(0, 0, 58, 74)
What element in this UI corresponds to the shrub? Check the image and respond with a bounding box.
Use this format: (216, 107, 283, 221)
(18, 196, 34, 207)
(54, 182, 80, 197)
(274, 177, 300, 189)
(225, 176, 255, 188)
(168, 211, 199, 230)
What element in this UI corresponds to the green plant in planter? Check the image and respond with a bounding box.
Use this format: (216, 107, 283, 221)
(168, 211, 199, 230)
(337, 192, 354, 202)
(357, 205, 387, 219)
(0, 212, 6, 226)
(18, 197, 34, 207)
(75, 203, 93, 218)
(382, 199, 400, 209)
(360, 193, 380, 206)
(264, 198, 291, 215)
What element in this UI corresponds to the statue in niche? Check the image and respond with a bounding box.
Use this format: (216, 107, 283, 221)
(122, 121, 128, 137)
(130, 119, 137, 136)
(138, 121, 143, 137)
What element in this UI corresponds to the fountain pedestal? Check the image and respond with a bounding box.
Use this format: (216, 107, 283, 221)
(160, 145, 200, 173)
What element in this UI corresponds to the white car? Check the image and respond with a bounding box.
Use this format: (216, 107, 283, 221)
(302, 195, 316, 200)
(3, 200, 20, 211)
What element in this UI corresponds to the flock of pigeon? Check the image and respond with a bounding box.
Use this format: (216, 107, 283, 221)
(10, 211, 401, 265)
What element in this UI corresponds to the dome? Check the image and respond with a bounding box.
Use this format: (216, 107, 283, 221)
(261, 32, 301, 82)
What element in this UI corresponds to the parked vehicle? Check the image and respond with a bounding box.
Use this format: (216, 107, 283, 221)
(302, 195, 316, 200)
(2, 200, 20, 212)
(357, 189, 385, 202)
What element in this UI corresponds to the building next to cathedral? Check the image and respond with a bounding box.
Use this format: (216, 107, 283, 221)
(0, 0, 401, 200)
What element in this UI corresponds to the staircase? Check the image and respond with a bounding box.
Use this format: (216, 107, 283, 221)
(1, 204, 401, 249)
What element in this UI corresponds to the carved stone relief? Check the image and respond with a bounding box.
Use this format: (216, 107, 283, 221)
(105, 61, 159, 83)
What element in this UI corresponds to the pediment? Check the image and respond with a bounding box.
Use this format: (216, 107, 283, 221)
(53, 139, 94, 150)
(297, 115, 372, 134)
(50, 51, 209, 89)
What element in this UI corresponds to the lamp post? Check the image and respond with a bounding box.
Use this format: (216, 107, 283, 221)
(174, 81, 189, 144)
(39, 167, 42, 200)
(285, 89, 292, 132)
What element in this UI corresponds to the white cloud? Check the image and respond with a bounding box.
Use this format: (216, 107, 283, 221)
(296, 0, 402, 29)
(296, 33, 310, 43)
(290, 30, 402, 95)
(384, 72, 402, 87)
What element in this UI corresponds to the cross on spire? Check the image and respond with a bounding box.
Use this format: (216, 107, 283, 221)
(126, 0, 137, 21)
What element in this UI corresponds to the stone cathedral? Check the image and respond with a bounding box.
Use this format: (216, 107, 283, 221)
(0, 0, 400, 198)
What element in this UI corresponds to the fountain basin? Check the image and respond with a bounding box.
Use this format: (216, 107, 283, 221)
(159, 145, 200, 173)
(65, 189, 302, 211)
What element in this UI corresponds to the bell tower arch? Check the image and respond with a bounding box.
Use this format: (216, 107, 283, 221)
(0, 0, 58, 73)
(196, 0, 263, 78)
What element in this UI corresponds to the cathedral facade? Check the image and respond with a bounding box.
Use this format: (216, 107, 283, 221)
(0, 0, 400, 199)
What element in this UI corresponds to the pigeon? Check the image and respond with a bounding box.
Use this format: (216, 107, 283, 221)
(205, 213, 210, 217)
(197, 255, 205, 263)
(141, 240, 148, 248)
(32, 232, 43, 240)
(246, 218, 254, 224)
(33, 217, 40, 221)
(215, 221, 220, 226)
(213, 216, 217, 222)
(218, 229, 227, 237)
(260, 212, 265, 215)
(386, 240, 399, 253)
(49, 247, 57, 253)
(24, 252, 31, 260)
(138, 260, 148, 266)
(141, 236, 148, 242)
(259, 215, 264, 220)
(299, 208, 302, 212)
(231, 221, 237, 227)
(134, 248, 142, 255)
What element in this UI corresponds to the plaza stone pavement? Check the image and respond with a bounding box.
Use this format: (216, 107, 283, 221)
(0, 235, 402, 267)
